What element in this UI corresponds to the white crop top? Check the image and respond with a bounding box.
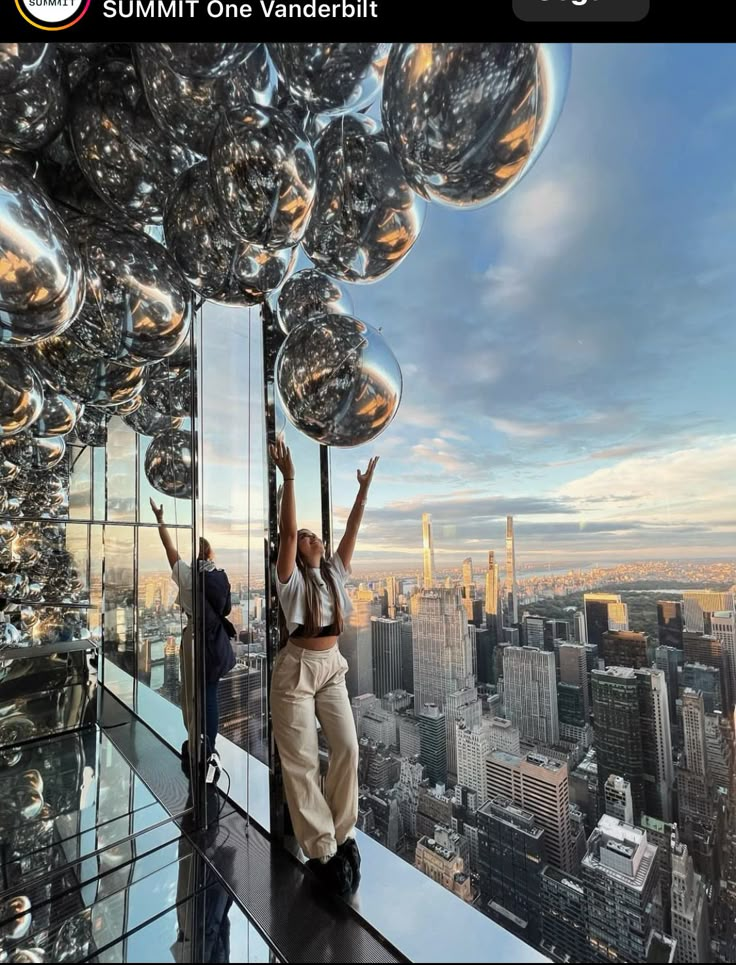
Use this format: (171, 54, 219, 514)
(276, 553, 353, 635)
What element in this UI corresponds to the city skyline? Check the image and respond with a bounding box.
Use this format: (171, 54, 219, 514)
(188, 43, 736, 571)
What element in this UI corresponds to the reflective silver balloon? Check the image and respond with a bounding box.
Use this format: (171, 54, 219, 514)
(164, 162, 294, 305)
(274, 268, 353, 334)
(20, 607, 38, 631)
(303, 114, 426, 283)
(70, 405, 109, 446)
(0, 44, 48, 92)
(29, 389, 77, 437)
(5, 497, 22, 517)
(137, 43, 278, 155)
(57, 43, 109, 61)
(209, 107, 316, 248)
(382, 43, 572, 207)
(122, 400, 182, 437)
(117, 394, 141, 416)
(148, 42, 256, 78)
(53, 909, 94, 963)
(276, 313, 402, 447)
(0, 353, 44, 438)
(0, 162, 85, 345)
(69, 223, 192, 364)
(0, 896, 31, 942)
(12, 524, 42, 566)
(31, 335, 145, 407)
(35, 436, 66, 471)
(270, 43, 390, 116)
(144, 428, 193, 498)
(140, 367, 191, 418)
(24, 583, 44, 604)
(70, 60, 197, 223)
(1, 460, 19, 483)
(0, 574, 27, 602)
(9, 949, 46, 963)
(0, 50, 68, 152)
(0, 622, 22, 647)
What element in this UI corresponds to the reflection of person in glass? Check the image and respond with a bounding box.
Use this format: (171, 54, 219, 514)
(269, 439, 378, 897)
(150, 498, 236, 773)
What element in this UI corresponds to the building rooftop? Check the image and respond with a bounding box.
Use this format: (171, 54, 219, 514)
(592, 666, 636, 679)
(582, 816, 656, 892)
(542, 865, 585, 894)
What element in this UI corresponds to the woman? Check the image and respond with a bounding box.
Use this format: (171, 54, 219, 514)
(269, 439, 378, 897)
(150, 498, 235, 774)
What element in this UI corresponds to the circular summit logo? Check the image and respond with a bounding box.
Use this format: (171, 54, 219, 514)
(15, 0, 91, 30)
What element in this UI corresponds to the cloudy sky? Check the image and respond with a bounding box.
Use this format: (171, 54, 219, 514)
(196, 44, 736, 574)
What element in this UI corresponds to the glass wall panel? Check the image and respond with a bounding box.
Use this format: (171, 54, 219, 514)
(198, 304, 269, 817)
(102, 525, 135, 707)
(68, 444, 92, 520)
(106, 417, 137, 523)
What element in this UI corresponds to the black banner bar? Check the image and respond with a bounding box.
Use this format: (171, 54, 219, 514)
(5, 0, 729, 43)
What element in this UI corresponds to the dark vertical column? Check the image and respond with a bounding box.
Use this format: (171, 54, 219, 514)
(261, 302, 286, 841)
(191, 305, 207, 826)
(319, 444, 333, 557)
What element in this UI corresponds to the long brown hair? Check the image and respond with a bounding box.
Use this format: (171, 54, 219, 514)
(277, 532, 344, 643)
(295, 542, 344, 638)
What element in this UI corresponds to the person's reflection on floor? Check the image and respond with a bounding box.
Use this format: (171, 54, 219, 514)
(171, 785, 236, 963)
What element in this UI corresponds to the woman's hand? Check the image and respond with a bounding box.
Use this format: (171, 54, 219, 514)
(357, 456, 379, 492)
(150, 497, 164, 523)
(269, 439, 295, 479)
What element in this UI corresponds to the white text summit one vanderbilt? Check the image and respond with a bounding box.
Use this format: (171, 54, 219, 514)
(103, 0, 380, 18)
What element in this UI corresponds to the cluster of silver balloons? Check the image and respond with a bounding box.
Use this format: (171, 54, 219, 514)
(1, 41, 571, 483)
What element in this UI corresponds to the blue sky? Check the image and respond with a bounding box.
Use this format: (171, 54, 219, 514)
(200, 44, 736, 572)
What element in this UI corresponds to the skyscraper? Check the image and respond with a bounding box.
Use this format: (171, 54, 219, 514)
(521, 613, 546, 649)
(655, 644, 680, 727)
(462, 557, 474, 593)
(559, 642, 590, 718)
(486, 751, 575, 872)
(341, 587, 380, 698)
(671, 839, 710, 963)
(711, 610, 736, 706)
(505, 516, 518, 624)
(582, 815, 659, 964)
(681, 689, 707, 779)
(445, 684, 482, 783)
(472, 625, 494, 685)
(484, 550, 501, 644)
(456, 719, 494, 804)
(574, 610, 587, 644)
(604, 774, 634, 824)
(541, 865, 590, 964)
(502, 646, 559, 745)
(592, 667, 645, 818)
(411, 587, 474, 716)
(683, 630, 732, 711)
(584, 593, 629, 649)
(681, 662, 722, 713)
(657, 600, 684, 649)
(418, 704, 447, 786)
(635, 667, 674, 822)
(677, 690, 713, 869)
(478, 795, 546, 946)
(399, 616, 413, 694)
(601, 630, 650, 669)
(682, 589, 735, 634)
(422, 512, 435, 589)
(370, 616, 403, 699)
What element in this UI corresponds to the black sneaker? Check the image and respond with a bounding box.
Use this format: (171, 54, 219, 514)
(338, 838, 361, 890)
(306, 852, 353, 897)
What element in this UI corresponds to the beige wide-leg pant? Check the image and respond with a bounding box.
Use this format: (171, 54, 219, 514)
(270, 641, 359, 860)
